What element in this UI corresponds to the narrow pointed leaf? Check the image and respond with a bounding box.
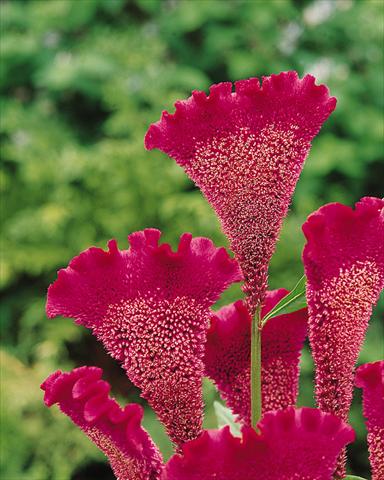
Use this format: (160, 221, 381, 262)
(262, 275, 306, 325)
(342, 476, 368, 480)
(213, 401, 242, 437)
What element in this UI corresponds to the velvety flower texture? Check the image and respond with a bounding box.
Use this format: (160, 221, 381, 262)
(204, 289, 308, 425)
(162, 407, 355, 480)
(303, 197, 384, 476)
(145, 71, 336, 312)
(41, 367, 163, 480)
(355, 361, 384, 480)
(42, 368, 354, 480)
(46, 229, 242, 446)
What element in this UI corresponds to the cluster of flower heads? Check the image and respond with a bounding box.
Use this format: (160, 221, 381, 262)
(42, 71, 384, 480)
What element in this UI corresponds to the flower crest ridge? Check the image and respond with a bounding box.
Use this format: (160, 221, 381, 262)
(41, 367, 163, 480)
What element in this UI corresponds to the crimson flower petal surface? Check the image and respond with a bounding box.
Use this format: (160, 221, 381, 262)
(162, 407, 354, 480)
(41, 366, 163, 480)
(46, 229, 241, 446)
(204, 289, 308, 425)
(355, 361, 384, 480)
(303, 197, 384, 476)
(145, 72, 336, 312)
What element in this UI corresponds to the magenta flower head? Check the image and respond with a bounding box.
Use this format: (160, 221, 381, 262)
(41, 367, 163, 480)
(145, 72, 336, 312)
(355, 361, 384, 480)
(163, 407, 354, 480)
(303, 197, 384, 476)
(46, 229, 242, 446)
(42, 366, 354, 480)
(204, 289, 308, 425)
(41, 71, 377, 479)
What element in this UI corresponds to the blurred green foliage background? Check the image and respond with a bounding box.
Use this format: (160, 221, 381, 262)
(1, 0, 383, 478)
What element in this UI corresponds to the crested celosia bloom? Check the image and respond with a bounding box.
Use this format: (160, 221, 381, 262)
(41, 367, 163, 480)
(42, 366, 354, 480)
(145, 71, 336, 312)
(42, 72, 382, 479)
(46, 228, 242, 446)
(204, 289, 308, 424)
(355, 361, 384, 480)
(303, 196, 384, 477)
(163, 407, 354, 480)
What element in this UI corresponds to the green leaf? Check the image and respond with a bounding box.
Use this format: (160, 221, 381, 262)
(262, 275, 307, 326)
(342, 476, 368, 480)
(213, 401, 242, 437)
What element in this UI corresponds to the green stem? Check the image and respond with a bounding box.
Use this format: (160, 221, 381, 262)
(251, 306, 262, 430)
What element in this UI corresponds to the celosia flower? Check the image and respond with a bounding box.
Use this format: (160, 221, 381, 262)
(41, 366, 163, 480)
(204, 289, 308, 424)
(355, 360, 384, 480)
(145, 71, 336, 312)
(42, 71, 374, 478)
(42, 368, 354, 480)
(163, 407, 354, 480)
(303, 196, 384, 476)
(46, 229, 242, 446)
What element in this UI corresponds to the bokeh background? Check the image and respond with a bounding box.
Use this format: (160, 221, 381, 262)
(1, 0, 383, 478)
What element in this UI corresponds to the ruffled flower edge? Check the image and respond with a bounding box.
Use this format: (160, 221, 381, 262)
(41, 367, 163, 480)
(355, 360, 384, 392)
(47, 228, 243, 324)
(145, 71, 336, 158)
(302, 197, 384, 284)
(162, 407, 355, 480)
(303, 197, 384, 244)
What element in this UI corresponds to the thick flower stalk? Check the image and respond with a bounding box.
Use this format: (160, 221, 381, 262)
(303, 197, 384, 476)
(162, 407, 354, 480)
(41, 366, 163, 480)
(355, 361, 384, 480)
(145, 71, 336, 312)
(204, 289, 308, 424)
(46, 229, 242, 446)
